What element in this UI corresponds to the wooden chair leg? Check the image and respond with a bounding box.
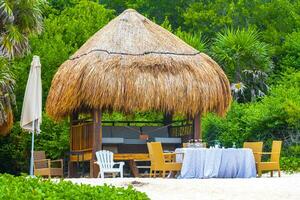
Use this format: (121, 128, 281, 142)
(257, 168, 262, 177)
(270, 171, 273, 177)
(278, 170, 281, 177)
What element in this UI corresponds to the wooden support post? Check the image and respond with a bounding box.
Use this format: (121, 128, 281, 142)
(193, 113, 202, 140)
(163, 112, 173, 136)
(68, 112, 78, 178)
(129, 160, 140, 178)
(90, 110, 102, 178)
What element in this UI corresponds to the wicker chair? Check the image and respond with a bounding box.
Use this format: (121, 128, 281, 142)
(256, 141, 282, 177)
(147, 142, 182, 178)
(34, 151, 63, 178)
(243, 142, 264, 165)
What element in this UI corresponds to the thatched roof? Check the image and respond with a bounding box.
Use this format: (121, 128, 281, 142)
(46, 9, 231, 120)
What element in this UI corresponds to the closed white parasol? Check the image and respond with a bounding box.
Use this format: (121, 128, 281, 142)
(20, 55, 42, 176)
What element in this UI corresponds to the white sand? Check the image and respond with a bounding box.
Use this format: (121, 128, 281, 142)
(66, 173, 300, 200)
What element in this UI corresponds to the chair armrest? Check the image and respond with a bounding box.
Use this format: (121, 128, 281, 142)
(163, 152, 176, 156)
(35, 159, 50, 163)
(114, 161, 125, 167)
(255, 152, 280, 155)
(164, 153, 180, 162)
(34, 159, 51, 169)
(50, 159, 63, 163)
(50, 159, 63, 168)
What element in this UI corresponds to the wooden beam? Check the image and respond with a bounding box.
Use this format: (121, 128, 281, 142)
(92, 110, 102, 158)
(193, 113, 202, 140)
(163, 112, 173, 136)
(68, 112, 78, 178)
(91, 110, 102, 177)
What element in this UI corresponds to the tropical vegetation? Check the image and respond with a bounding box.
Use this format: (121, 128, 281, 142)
(0, 174, 149, 199)
(0, 0, 299, 176)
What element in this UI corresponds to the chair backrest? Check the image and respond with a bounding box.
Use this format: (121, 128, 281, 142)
(243, 142, 263, 163)
(182, 143, 188, 148)
(95, 150, 115, 169)
(147, 142, 165, 167)
(34, 151, 47, 169)
(271, 140, 282, 163)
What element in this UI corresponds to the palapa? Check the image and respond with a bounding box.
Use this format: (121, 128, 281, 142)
(46, 9, 231, 120)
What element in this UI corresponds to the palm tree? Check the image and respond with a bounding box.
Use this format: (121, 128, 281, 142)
(0, 58, 15, 135)
(0, 0, 45, 134)
(212, 28, 272, 102)
(0, 0, 45, 59)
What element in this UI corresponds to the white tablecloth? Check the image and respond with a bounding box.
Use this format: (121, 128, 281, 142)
(175, 148, 256, 179)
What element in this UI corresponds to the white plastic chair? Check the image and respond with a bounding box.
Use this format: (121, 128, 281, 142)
(95, 150, 124, 178)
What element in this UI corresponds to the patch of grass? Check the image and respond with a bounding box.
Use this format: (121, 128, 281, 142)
(0, 174, 149, 200)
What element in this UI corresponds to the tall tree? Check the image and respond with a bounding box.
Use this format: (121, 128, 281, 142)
(212, 28, 272, 102)
(0, 0, 46, 59)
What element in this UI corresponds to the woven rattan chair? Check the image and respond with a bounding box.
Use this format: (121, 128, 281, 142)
(256, 141, 282, 177)
(243, 142, 264, 165)
(147, 142, 182, 178)
(34, 151, 63, 178)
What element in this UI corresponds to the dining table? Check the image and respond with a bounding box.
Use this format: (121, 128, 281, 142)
(175, 147, 256, 179)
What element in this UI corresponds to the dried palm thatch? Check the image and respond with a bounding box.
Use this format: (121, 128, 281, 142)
(46, 9, 231, 121)
(0, 108, 13, 136)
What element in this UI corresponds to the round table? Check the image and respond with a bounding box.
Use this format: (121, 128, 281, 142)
(175, 148, 256, 179)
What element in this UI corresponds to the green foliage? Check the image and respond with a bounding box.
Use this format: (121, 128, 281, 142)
(1, 0, 300, 175)
(212, 28, 271, 81)
(280, 157, 300, 173)
(212, 28, 272, 102)
(160, 17, 206, 52)
(281, 145, 300, 172)
(202, 103, 249, 148)
(251, 0, 300, 46)
(0, 174, 150, 199)
(175, 28, 206, 52)
(48, 0, 79, 11)
(0, 124, 29, 174)
(36, 114, 69, 159)
(0, 58, 16, 125)
(280, 31, 300, 71)
(101, 0, 193, 28)
(183, 0, 257, 38)
(12, 1, 114, 116)
(203, 71, 300, 149)
(282, 145, 300, 158)
(0, 113, 69, 174)
(0, 0, 46, 58)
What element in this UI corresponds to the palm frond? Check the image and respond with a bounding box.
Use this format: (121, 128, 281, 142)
(0, 24, 29, 58)
(0, 58, 15, 127)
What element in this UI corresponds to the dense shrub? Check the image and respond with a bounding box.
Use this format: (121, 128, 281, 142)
(0, 113, 69, 175)
(280, 31, 300, 71)
(0, 174, 149, 199)
(203, 71, 300, 150)
(280, 157, 300, 173)
(0, 124, 29, 174)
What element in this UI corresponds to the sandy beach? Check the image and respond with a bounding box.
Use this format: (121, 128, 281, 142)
(66, 173, 300, 200)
